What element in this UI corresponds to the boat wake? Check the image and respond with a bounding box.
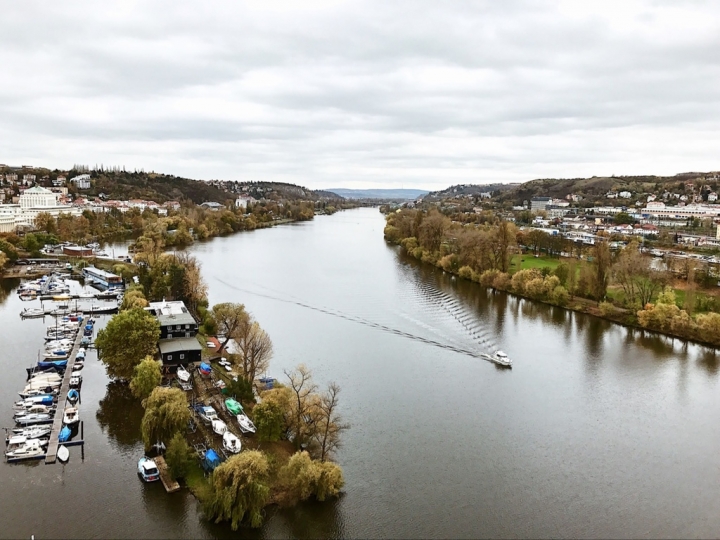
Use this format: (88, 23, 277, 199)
(409, 281, 499, 351)
(214, 277, 485, 359)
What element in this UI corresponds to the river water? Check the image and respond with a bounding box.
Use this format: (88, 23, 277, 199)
(2, 207, 720, 538)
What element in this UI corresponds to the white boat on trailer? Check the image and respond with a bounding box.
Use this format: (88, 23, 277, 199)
(222, 431, 241, 453)
(236, 414, 256, 434)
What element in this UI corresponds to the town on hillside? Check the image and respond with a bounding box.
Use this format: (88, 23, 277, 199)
(395, 171, 720, 252)
(0, 165, 347, 234)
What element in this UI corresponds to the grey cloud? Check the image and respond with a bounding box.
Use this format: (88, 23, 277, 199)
(1, 0, 719, 189)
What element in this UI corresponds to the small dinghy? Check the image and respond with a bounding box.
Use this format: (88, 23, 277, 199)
(67, 388, 80, 404)
(63, 407, 80, 425)
(57, 445, 70, 463)
(212, 419, 227, 435)
(176, 365, 191, 382)
(222, 431, 241, 454)
(58, 425, 72, 443)
(236, 413, 257, 434)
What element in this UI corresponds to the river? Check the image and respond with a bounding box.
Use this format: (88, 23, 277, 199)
(1, 207, 720, 538)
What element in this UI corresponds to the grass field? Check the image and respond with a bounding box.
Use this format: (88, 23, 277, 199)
(509, 255, 562, 273)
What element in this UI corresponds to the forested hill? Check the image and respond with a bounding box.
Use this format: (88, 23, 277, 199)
(492, 172, 719, 204)
(2, 166, 345, 204)
(424, 172, 720, 205)
(86, 172, 345, 204)
(86, 171, 227, 203)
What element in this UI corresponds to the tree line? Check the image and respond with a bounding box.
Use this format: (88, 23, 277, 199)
(384, 208, 720, 347)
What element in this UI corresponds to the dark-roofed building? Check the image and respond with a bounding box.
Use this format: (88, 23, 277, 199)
(158, 336, 202, 365)
(146, 300, 201, 368)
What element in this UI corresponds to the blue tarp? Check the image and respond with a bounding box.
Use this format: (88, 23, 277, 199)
(37, 360, 68, 369)
(205, 449, 221, 470)
(58, 426, 71, 442)
(199, 363, 211, 375)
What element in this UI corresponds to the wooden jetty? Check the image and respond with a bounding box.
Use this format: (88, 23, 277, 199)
(154, 456, 181, 493)
(45, 328, 85, 464)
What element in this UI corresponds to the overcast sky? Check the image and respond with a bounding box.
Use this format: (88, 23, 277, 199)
(1, 1, 719, 190)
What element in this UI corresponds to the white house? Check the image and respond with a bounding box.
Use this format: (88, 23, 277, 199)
(619, 191, 632, 199)
(708, 192, 718, 202)
(235, 195, 256, 209)
(71, 174, 91, 189)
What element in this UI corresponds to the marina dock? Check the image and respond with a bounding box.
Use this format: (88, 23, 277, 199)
(154, 456, 181, 493)
(44, 329, 85, 464)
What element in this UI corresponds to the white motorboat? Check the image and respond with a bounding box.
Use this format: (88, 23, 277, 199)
(212, 419, 227, 435)
(63, 407, 80, 425)
(222, 431, 241, 454)
(69, 374, 82, 388)
(57, 445, 70, 463)
(11, 425, 52, 440)
(482, 350, 512, 367)
(13, 398, 54, 412)
(176, 365, 191, 382)
(195, 405, 218, 425)
(5, 438, 46, 459)
(21, 308, 46, 318)
(236, 414, 256, 434)
(72, 363, 84, 372)
(5, 435, 48, 454)
(14, 404, 55, 417)
(27, 374, 62, 385)
(15, 413, 53, 426)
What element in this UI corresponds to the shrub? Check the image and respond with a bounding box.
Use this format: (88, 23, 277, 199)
(165, 432, 192, 480)
(458, 265, 474, 281)
(599, 301, 615, 317)
(492, 272, 511, 291)
(551, 286, 569, 307)
(253, 401, 285, 442)
(479, 269, 499, 287)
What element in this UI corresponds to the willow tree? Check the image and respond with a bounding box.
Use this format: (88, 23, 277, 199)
(277, 451, 344, 506)
(129, 356, 162, 401)
(95, 308, 160, 380)
(203, 451, 271, 529)
(141, 387, 190, 450)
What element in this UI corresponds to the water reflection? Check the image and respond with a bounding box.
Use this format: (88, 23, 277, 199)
(96, 381, 144, 448)
(0, 277, 17, 304)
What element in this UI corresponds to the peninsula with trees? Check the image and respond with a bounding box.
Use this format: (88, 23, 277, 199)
(92, 247, 348, 530)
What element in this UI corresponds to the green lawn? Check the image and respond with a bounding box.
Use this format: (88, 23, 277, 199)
(510, 255, 561, 273)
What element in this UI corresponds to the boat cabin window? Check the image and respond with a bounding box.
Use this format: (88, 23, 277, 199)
(167, 355, 172, 361)
(180, 354, 185, 360)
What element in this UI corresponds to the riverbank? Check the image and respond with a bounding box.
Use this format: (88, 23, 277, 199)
(384, 209, 720, 350)
(402, 244, 720, 349)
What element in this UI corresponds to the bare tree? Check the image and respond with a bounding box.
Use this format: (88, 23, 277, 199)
(179, 253, 208, 317)
(231, 321, 273, 382)
(212, 303, 249, 353)
(312, 382, 350, 462)
(284, 365, 318, 448)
